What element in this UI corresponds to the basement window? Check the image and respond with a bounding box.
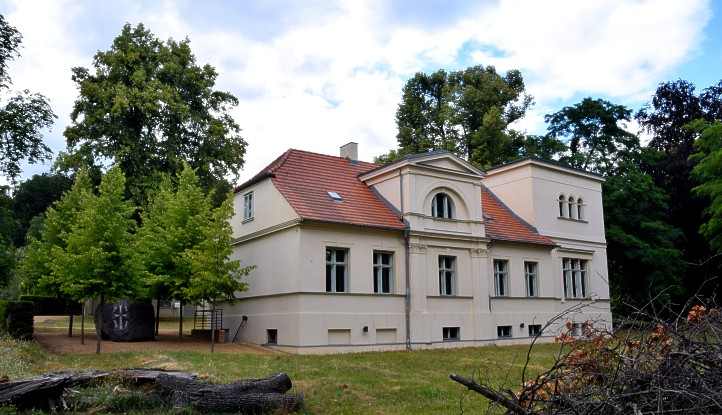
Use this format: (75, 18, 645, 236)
(443, 327, 460, 341)
(497, 325, 512, 338)
(327, 191, 343, 201)
(528, 324, 542, 337)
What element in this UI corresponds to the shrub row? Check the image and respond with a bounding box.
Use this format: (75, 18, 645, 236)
(19, 295, 82, 315)
(0, 300, 34, 340)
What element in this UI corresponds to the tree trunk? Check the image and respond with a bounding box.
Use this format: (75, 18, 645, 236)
(155, 297, 160, 337)
(80, 303, 85, 345)
(178, 300, 183, 338)
(95, 295, 104, 354)
(210, 301, 215, 353)
(68, 314, 73, 338)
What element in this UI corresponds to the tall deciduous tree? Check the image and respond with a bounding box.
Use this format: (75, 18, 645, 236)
(0, 15, 56, 183)
(385, 65, 533, 168)
(545, 98, 639, 176)
(64, 23, 247, 205)
(691, 120, 722, 253)
(135, 163, 214, 337)
(11, 173, 72, 246)
(184, 193, 252, 352)
(50, 167, 142, 353)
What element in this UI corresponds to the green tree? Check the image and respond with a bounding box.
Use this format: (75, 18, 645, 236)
(0, 15, 56, 183)
(384, 65, 533, 168)
(690, 120, 722, 253)
(64, 23, 247, 205)
(11, 173, 72, 246)
(184, 193, 252, 352)
(545, 98, 639, 175)
(604, 156, 684, 312)
(17, 170, 92, 296)
(50, 167, 141, 353)
(0, 188, 16, 288)
(135, 163, 214, 336)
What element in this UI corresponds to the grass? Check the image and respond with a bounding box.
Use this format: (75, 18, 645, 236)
(1, 334, 562, 414)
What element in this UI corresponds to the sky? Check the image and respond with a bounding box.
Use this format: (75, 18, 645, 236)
(1, 0, 721, 185)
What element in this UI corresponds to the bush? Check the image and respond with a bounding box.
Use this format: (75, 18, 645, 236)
(0, 300, 33, 339)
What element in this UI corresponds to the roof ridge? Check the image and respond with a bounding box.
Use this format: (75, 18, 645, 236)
(285, 148, 379, 166)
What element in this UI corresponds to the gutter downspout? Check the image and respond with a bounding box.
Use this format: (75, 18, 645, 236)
(400, 171, 412, 351)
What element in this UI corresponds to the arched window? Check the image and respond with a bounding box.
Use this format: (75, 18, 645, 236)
(432, 192, 454, 219)
(558, 195, 565, 217)
(577, 198, 583, 220)
(568, 197, 575, 219)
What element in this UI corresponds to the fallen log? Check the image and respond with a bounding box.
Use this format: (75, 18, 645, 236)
(449, 373, 529, 415)
(0, 369, 303, 413)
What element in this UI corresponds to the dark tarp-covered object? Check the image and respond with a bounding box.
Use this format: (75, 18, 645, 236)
(94, 300, 155, 341)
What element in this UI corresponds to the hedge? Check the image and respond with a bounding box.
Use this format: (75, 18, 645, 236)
(0, 300, 34, 340)
(19, 295, 82, 316)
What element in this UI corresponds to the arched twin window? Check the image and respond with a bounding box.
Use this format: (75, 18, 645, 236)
(432, 192, 454, 219)
(558, 195, 584, 220)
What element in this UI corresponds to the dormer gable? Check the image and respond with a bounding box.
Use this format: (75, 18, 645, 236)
(359, 151, 483, 183)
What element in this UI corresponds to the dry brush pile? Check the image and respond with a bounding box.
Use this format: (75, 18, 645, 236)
(452, 302, 722, 414)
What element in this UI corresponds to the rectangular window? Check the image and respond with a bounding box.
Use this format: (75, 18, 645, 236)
(373, 251, 394, 294)
(528, 324, 542, 337)
(493, 259, 509, 296)
(443, 327, 460, 341)
(266, 329, 277, 345)
(571, 323, 583, 337)
(243, 191, 254, 220)
(524, 261, 538, 297)
(562, 258, 587, 299)
(497, 325, 512, 338)
(438, 256, 456, 296)
(326, 248, 348, 292)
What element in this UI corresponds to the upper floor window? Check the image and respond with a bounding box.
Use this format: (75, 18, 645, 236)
(326, 247, 348, 293)
(576, 199, 584, 220)
(438, 255, 456, 295)
(432, 192, 454, 219)
(567, 197, 576, 219)
(558, 194, 565, 217)
(493, 259, 509, 296)
(243, 191, 254, 221)
(562, 258, 587, 299)
(524, 261, 538, 297)
(373, 251, 393, 294)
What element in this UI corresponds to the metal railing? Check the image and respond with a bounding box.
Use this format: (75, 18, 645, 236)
(193, 307, 223, 330)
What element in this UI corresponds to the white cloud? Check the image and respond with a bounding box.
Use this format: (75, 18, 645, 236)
(0, 0, 711, 184)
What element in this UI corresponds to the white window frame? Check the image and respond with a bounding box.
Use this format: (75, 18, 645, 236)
(243, 191, 254, 221)
(373, 251, 394, 294)
(493, 259, 509, 297)
(562, 258, 587, 299)
(442, 326, 460, 341)
(567, 196, 576, 219)
(576, 199, 584, 220)
(326, 247, 349, 293)
(528, 324, 542, 337)
(438, 255, 456, 296)
(431, 192, 454, 219)
(558, 194, 566, 217)
(524, 261, 538, 297)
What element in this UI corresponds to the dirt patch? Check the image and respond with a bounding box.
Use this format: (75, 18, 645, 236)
(34, 328, 275, 355)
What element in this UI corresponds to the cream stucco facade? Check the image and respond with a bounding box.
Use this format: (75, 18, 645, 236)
(225, 151, 612, 354)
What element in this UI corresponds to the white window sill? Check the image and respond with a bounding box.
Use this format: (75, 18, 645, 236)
(557, 216, 588, 223)
(242, 217, 254, 224)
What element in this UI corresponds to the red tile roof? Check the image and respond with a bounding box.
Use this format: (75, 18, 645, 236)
(237, 149, 555, 244)
(481, 187, 555, 246)
(242, 149, 406, 230)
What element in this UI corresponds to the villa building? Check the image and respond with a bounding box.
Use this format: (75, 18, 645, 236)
(225, 143, 612, 354)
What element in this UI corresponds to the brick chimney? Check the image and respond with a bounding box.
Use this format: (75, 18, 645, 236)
(340, 142, 358, 161)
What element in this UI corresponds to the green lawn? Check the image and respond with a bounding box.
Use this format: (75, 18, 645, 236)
(1, 335, 562, 414)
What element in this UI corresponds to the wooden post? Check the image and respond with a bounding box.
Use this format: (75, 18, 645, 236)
(155, 297, 161, 337)
(95, 295, 104, 354)
(81, 303, 85, 345)
(68, 314, 73, 338)
(210, 302, 215, 353)
(178, 301, 183, 338)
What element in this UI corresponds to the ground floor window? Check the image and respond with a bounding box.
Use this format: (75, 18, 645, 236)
(528, 324, 542, 337)
(562, 258, 587, 298)
(266, 329, 277, 345)
(497, 325, 512, 338)
(373, 251, 394, 294)
(493, 259, 509, 296)
(524, 261, 538, 297)
(443, 327, 460, 341)
(438, 256, 456, 296)
(326, 247, 349, 292)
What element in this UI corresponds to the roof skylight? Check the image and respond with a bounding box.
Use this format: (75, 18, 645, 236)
(327, 191, 343, 201)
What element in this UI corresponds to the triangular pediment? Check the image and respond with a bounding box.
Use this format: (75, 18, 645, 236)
(417, 155, 482, 176)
